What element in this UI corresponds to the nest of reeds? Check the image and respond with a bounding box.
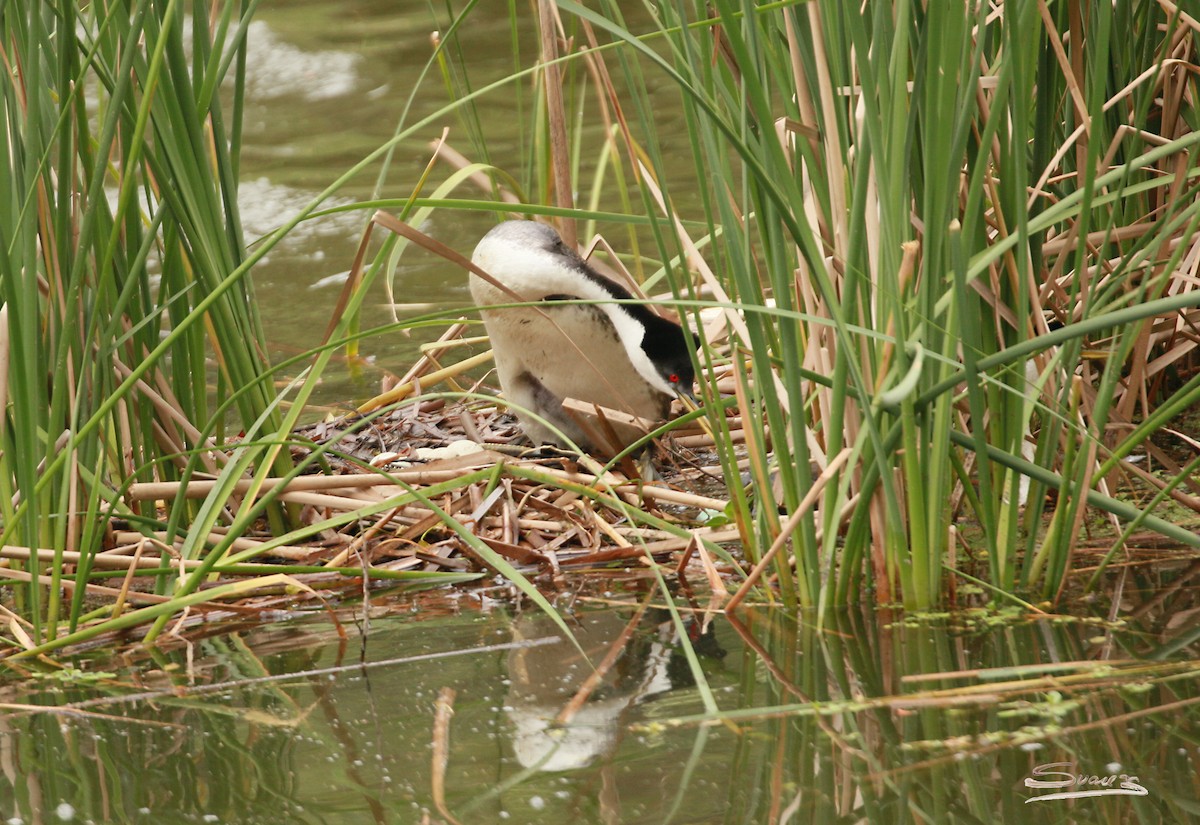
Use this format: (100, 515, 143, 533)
(104, 313, 745, 606)
(203, 216, 756, 591)
(282, 392, 738, 579)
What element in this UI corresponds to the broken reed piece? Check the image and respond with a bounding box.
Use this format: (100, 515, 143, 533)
(358, 349, 496, 414)
(558, 396, 676, 465)
(127, 460, 730, 514)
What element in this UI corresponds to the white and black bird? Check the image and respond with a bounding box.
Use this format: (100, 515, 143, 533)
(470, 220, 695, 453)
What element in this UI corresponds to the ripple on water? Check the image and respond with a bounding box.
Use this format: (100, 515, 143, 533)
(241, 21, 360, 102)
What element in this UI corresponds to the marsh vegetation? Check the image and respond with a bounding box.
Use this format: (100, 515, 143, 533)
(0, 1, 1198, 822)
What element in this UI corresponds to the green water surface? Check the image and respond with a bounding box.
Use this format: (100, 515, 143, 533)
(1, 588, 1196, 824)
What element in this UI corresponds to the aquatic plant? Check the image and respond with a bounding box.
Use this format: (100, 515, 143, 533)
(0, 1, 480, 653)
(429, 0, 1200, 611)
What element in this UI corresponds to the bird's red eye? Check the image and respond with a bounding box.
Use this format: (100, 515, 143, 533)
(669, 373, 680, 383)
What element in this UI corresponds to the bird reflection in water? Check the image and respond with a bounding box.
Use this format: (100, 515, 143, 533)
(504, 608, 725, 771)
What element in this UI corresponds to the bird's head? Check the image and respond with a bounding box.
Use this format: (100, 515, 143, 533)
(635, 311, 697, 401)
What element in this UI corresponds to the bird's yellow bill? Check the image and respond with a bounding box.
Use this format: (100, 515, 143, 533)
(675, 388, 715, 442)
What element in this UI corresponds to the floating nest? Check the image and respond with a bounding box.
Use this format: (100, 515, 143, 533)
(173, 308, 745, 587)
(107, 316, 745, 609)
(279, 389, 740, 580)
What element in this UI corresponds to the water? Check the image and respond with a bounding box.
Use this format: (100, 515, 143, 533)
(3, 5, 1198, 823)
(238, 1, 692, 411)
(237, 2, 619, 409)
(1, 587, 1197, 824)
(237, 1, 517, 408)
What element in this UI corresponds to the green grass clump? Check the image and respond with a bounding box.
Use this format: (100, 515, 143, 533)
(0, 1, 301, 643)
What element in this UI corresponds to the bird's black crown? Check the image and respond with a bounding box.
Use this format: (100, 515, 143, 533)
(638, 310, 696, 396)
